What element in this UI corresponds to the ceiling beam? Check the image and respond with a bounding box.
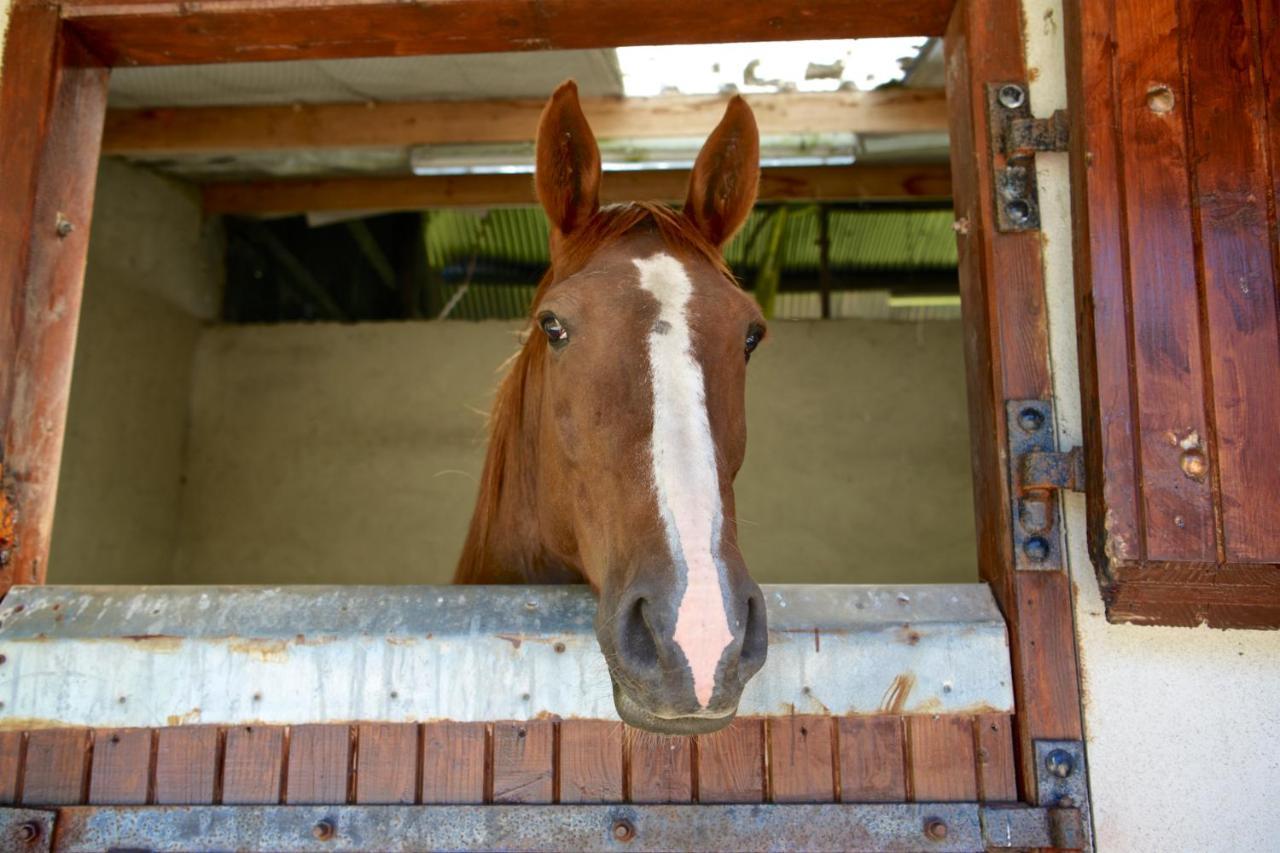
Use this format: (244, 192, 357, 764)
(202, 164, 952, 216)
(63, 0, 954, 67)
(103, 90, 949, 157)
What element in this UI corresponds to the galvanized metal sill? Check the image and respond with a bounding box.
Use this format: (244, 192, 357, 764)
(0, 584, 1012, 728)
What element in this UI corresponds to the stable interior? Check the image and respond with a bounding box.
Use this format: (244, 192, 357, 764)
(47, 38, 977, 587)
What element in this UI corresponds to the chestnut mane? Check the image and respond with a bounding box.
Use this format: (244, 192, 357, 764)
(453, 201, 736, 582)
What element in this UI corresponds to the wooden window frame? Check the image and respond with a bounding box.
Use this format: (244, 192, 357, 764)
(0, 0, 1084, 810)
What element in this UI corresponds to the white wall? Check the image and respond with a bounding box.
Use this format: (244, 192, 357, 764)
(1024, 2, 1280, 849)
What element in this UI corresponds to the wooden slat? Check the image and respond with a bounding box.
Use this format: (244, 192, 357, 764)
(154, 727, 219, 805)
(62, 0, 954, 68)
(201, 164, 952, 216)
(906, 716, 977, 802)
(221, 725, 284, 804)
(0, 732, 23, 803)
(559, 720, 623, 804)
(974, 714, 1017, 802)
(1183, 0, 1280, 562)
(627, 729, 693, 804)
(355, 723, 418, 804)
(421, 722, 486, 804)
(22, 729, 88, 805)
(88, 729, 152, 805)
(696, 718, 764, 804)
(768, 717, 835, 803)
(286, 724, 350, 805)
(103, 89, 949, 156)
(0, 14, 110, 591)
(837, 717, 907, 803)
(492, 721, 553, 804)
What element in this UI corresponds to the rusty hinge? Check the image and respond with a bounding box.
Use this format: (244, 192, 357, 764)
(987, 82, 1070, 232)
(1007, 400, 1084, 572)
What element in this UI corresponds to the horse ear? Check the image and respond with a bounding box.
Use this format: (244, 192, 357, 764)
(535, 80, 601, 237)
(683, 96, 760, 247)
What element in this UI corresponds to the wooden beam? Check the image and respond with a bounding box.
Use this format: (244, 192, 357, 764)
(60, 0, 954, 67)
(102, 90, 949, 157)
(202, 164, 952, 215)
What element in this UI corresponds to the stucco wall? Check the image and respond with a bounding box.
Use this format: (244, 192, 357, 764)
(1025, 0, 1280, 849)
(48, 159, 223, 584)
(171, 319, 977, 586)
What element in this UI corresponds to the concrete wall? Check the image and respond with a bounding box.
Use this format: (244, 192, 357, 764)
(48, 159, 223, 584)
(1024, 1, 1280, 849)
(171, 319, 977, 586)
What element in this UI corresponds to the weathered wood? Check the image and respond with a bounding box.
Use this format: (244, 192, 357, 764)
(88, 729, 152, 805)
(492, 721, 553, 804)
(104, 89, 949, 156)
(285, 724, 350, 804)
(154, 727, 219, 805)
(768, 717, 835, 803)
(21, 729, 88, 805)
(0, 15, 109, 591)
(0, 731, 23, 803)
(421, 722, 486, 804)
(837, 716, 906, 803)
(696, 718, 764, 804)
(201, 164, 953, 216)
(221, 726, 284, 804)
(62, 0, 954, 67)
(973, 714, 1017, 802)
(558, 720, 623, 804)
(906, 716, 977, 802)
(355, 723, 418, 804)
(627, 729, 693, 804)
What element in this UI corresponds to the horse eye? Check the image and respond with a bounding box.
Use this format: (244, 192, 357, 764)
(540, 313, 570, 349)
(744, 325, 765, 362)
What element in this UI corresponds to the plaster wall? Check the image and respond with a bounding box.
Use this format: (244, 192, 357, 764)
(1024, 1, 1280, 849)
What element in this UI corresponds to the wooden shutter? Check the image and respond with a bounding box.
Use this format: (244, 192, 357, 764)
(1066, 0, 1280, 626)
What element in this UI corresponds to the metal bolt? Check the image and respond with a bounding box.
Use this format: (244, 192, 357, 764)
(1024, 536, 1050, 562)
(553, 642, 566, 653)
(312, 819, 335, 841)
(612, 818, 636, 843)
(1045, 748, 1075, 778)
(1018, 406, 1046, 433)
(55, 214, 74, 238)
(17, 821, 41, 843)
(524, 600, 538, 611)
(1006, 199, 1032, 224)
(925, 818, 948, 841)
(998, 83, 1026, 110)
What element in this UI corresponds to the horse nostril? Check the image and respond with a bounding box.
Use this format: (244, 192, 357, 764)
(619, 597, 661, 672)
(739, 593, 767, 666)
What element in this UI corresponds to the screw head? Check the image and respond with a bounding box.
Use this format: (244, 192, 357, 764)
(1045, 748, 1075, 778)
(925, 818, 949, 841)
(998, 83, 1026, 109)
(612, 819, 636, 842)
(1180, 448, 1208, 480)
(55, 215, 74, 238)
(1006, 199, 1032, 224)
(1018, 406, 1046, 432)
(312, 819, 336, 841)
(16, 821, 41, 843)
(1146, 85, 1175, 114)
(1024, 537, 1051, 562)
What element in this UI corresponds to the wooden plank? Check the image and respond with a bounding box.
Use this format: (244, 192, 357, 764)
(974, 714, 1017, 802)
(627, 729, 693, 804)
(492, 721, 553, 804)
(768, 716, 835, 803)
(88, 729, 152, 805)
(221, 725, 284, 805)
(355, 723, 418, 804)
(154, 727, 219, 805)
(286, 725, 350, 805)
(202, 164, 952, 216)
(62, 0, 954, 67)
(837, 717, 906, 803)
(906, 716, 977, 802)
(421, 722, 486, 804)
(21, 729, 89, 805)
(559, 720, 623, 804)
(1182, 0, 1280, 562)
(0, 14, 110, 591)
(0, 731, 23, 804)
(104, 89, 948, 156)
(696, 718, 764, 804)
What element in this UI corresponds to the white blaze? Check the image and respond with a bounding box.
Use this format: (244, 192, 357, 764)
(634, 253, 733, 708)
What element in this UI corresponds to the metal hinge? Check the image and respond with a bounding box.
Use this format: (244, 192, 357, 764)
(1007, 400, 1084, 571)
(1032, 740, 1094, 852)
(988, 82, 1070, 232)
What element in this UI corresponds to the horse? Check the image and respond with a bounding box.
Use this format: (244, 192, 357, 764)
(454, 80, 768, 735)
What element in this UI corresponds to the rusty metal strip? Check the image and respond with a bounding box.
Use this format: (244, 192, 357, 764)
(0, 584, 1013, 728)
